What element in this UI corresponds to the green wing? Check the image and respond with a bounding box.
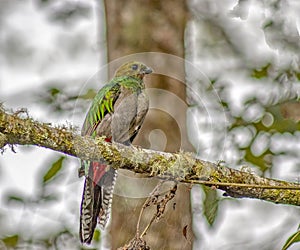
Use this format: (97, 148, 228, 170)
(81, 81, 119, 137)
(81, 76, 143, 137)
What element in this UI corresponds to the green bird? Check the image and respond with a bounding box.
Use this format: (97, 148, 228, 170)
(79, 61, 152, 244)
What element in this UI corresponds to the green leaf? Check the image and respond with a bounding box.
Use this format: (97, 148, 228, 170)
(43, 156, 65, 183)
(2, 234, 19, 247)
(251, 63, 271, 79)
(202, 186, 219, 226)
(282, 229, 300, 250)
(263, 20, 273, 29)
(7, 195, 25, 204)
(93, 229, 101, 243)
(49, 87, 60, 96)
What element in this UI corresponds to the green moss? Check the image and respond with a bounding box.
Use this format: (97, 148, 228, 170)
(148, 154, 171, 176)
(0, 132, 6, 148)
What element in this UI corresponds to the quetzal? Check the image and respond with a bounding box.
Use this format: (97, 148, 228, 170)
(79, 61, 152, 244)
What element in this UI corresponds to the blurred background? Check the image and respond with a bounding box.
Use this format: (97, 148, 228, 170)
(1, 0, 300, 249)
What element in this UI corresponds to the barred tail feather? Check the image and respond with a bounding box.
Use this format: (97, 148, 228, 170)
(98, 168, 117, 229)
(79, 177, 94, 244)
(79, 165, 117, 244)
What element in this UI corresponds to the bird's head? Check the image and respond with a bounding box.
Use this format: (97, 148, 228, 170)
(114, 61, 153, 79)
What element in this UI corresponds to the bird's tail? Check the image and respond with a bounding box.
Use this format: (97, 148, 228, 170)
(79, 162, 117, 244)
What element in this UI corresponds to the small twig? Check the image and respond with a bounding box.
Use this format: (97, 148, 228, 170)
(14, 108, 29, 117)
(139, 182, 178, 238)
(136, 181, 163, 238)
(140, 215, 156, 238)
(117, 237, 150, 250)
(186, 180, 300, 190)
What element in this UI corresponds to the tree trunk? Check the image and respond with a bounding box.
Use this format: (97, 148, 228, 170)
(103, 1, 193, 249)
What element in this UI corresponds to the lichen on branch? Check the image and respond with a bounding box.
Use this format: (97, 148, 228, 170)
(1, 105, 300, 206)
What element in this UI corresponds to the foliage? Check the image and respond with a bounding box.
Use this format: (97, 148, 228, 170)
(42, 156, 65, 183)
(282, 224, 300, 250)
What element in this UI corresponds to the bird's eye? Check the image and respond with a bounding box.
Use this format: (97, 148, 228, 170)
(131, 64, 138, 70)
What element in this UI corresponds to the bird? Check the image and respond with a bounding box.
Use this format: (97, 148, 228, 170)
(79, 61, 152, 244)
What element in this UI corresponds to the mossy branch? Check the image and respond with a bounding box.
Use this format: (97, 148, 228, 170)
(1, 105, 300, 206)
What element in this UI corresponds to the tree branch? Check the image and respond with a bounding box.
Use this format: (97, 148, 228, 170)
(1, 104, 300, 206)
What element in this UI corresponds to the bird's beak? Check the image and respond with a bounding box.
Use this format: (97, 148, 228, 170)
(142, 66, 153, 74)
